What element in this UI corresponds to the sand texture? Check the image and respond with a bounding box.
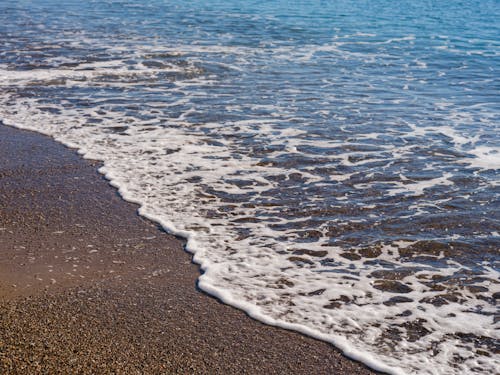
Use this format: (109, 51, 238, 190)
(0, 123, 379, 374)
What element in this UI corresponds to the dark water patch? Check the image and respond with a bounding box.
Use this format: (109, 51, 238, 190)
(373, 280, 413, 294)
(383, 296, 413, 306)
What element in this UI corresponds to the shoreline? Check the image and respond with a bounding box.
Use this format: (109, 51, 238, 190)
(0, 122, 380, 374)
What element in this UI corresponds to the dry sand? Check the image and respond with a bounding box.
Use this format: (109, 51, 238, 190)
(0, 123, 380, 374)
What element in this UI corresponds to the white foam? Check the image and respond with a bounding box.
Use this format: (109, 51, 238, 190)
(1, 39, 499, 375)
(465, 145, 500, 170)
(388, 173, 454, 196)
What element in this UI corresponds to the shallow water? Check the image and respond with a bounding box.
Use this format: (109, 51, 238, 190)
(1, 1, 499, 373)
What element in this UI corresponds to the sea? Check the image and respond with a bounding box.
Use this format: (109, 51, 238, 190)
(0, 1, 498, 374)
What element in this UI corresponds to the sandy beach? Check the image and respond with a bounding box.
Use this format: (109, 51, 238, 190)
(0, 123, 379, 374)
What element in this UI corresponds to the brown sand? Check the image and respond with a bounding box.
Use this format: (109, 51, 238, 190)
(0, 123, 380, 374)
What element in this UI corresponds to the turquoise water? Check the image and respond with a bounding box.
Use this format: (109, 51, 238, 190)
(1, 1, 499, 374)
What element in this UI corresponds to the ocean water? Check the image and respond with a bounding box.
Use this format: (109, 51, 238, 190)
(0, 0, 499, 373)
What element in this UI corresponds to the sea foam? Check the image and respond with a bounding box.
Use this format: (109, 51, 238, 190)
(1, 1, 499, 373)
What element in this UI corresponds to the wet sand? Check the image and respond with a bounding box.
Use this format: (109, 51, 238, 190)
(0, 123, 380, 374)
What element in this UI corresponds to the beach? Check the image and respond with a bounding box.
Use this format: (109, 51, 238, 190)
(0, 123, 379, 374)
(1, 1, 498, 373)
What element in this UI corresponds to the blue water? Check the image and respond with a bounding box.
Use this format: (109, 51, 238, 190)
(1, 1, 499, 374)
